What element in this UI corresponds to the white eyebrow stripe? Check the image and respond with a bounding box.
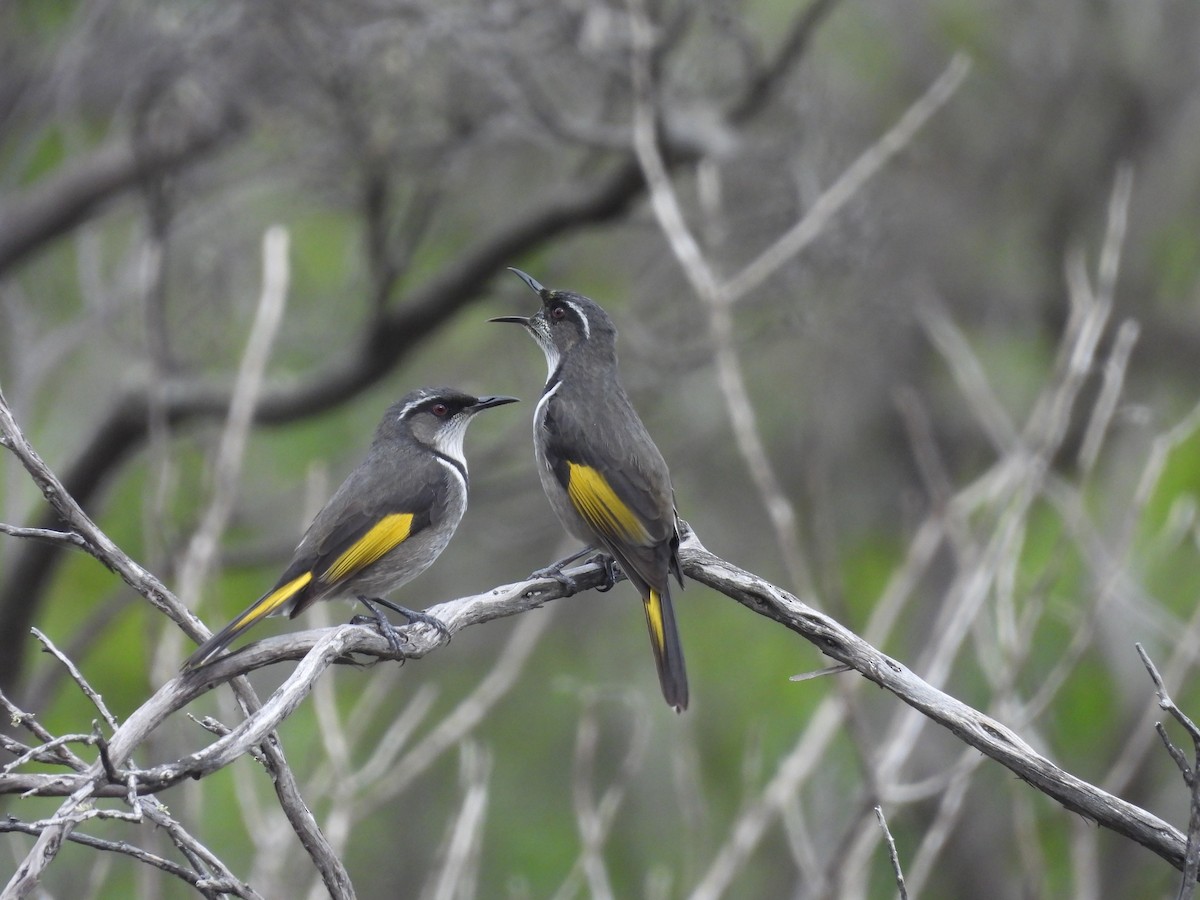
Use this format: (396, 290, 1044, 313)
(563, 300, 589, 340)
(395, 396, 428, 422)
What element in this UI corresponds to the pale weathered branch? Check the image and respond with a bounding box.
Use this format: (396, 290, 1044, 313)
(1137, 644, 1200, 899)
(0, 382, 351, 900)
(0, 564, 610, 801)
(676, 527, 1188, 872)
(875, 805, 909, 900)
(2, 526, 1192, 885)
(0, 818, 250, 897)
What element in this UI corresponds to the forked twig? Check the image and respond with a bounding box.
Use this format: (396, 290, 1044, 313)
(1136, 643, 1200, 899)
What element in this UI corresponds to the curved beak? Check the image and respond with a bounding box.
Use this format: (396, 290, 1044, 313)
(507, 267, 546, 295)
(470, 395, 520, 411)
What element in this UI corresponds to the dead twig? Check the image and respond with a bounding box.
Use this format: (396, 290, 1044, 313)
(1136, 643, 1200, 899)
(875, 805, 909, 900)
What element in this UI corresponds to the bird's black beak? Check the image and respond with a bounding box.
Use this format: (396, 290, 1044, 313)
(508, 267, 546, 295)
(488, 315, 531, 327)
(470, 395, 520, 411)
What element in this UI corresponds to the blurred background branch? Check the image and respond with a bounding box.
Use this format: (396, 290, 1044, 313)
(5, 0, 1200, 896)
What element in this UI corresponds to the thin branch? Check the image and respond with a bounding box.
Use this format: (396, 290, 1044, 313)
(422, 742, 491, 900)
(0, 385, 202, 636)
(173, 225, 291, 615)
(627, 0, 812, 592)
(163, 224, 290, 682)
(0, 565, 607, 799)
(1077, 318, 1140, 473)
(676, 527, 1189, 875)
(1136, 643, 1200, 899)
(31, 628, 118, 731)
(0, 818, 248, 896)
(1, 733, 96, 776)
(918, 303, 1019, 454)
(0, 101, 242, 275)
(0, 692, 87, 772)
(0, 383, 351, 898)
(726, 0, 842, 124)
(0, 523, 88, 549)
(558, 694, 650, 900)
(0, 525, 1193, 886)
(722, 54, 972, 306)
(874, 805, 909, 900)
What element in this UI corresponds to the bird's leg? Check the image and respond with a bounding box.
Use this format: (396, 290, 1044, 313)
(350, 596, 451, 655)
(590, 554, 622, 593)
(351, 596, 405, 656)
(371, 597, 451, 640)
(532, 545, 595, 592)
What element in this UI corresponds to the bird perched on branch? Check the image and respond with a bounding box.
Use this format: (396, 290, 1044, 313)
(181, 387, 518, 671)
(491, 270, 689, 711)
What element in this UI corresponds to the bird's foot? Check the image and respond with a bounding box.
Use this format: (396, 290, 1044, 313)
(590, 554, 621, 593)
(352, 595, 451, 654)
(532, 564, 577, 593)
(531, 546, 596, 593)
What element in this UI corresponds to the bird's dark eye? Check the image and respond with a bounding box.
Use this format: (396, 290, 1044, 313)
(431, 402, 449, 417)
(550, 304, 567, 321)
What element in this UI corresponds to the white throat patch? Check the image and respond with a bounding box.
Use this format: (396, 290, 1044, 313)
(431, 416, 471, 472)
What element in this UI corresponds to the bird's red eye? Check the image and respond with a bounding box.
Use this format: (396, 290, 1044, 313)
(431, 403, 449, 417)
(550, 304, 567, 321)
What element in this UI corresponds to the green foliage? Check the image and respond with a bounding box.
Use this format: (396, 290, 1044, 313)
(9, 0, 76, 36)
(1149, 218, 1200, 304)
(8, 0, 1200, 895)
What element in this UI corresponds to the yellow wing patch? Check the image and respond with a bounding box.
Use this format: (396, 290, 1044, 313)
(232, 571, 313, 631)
(566, 463, 650, 543)
(643, 589, 666, 653)
(322, 512, 414, 582)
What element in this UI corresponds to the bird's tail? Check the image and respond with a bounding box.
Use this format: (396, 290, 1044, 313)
(181, 572, 313, 671)
(642, 585, 689, 712)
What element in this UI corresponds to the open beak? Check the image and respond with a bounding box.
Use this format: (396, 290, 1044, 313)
(470, 395, 520, 411)
(508, 267, 546, 294)
(487, 315, 531, 327)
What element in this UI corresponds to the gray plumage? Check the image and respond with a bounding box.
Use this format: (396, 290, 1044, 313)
(182, 387, 517, 671)
(492, 270, 689, 710)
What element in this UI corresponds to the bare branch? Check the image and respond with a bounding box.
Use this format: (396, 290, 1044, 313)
(678, 527, 1188, 874)
(1136, 643, 1200, 898)
(422, 742, 492, 900)
(874, 805, 909, 900)
(31, 628, 118, 731)
(723, 54, 972, 305)
(627, 0, 812, 592)
(0, 385, 202, 637)
(1077, 318, 1140, 473)
(0, 102, 242, 275)
(0, 523, 88, 550)
(0, 692, 88, 772)
(0, 383, 351, 897)
(162, 225, 290, 679)
(1, 732, 96, 776)
(0, 516, 1194, 890)
(0, 818, 248, 896)
(726, 0, 843, 124)
(0, 565, 607, 799)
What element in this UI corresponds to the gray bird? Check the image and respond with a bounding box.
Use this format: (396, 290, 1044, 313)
(182, 387, 518, 671)
(491, 270, 689, 711)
